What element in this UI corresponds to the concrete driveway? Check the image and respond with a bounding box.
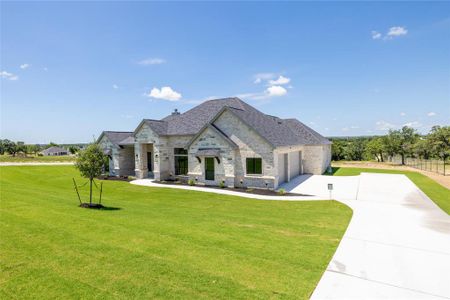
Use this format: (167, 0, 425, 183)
(281, 173, 450, 299)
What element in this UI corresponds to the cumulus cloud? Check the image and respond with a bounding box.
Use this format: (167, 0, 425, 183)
(138, 58, 166, 65)
(387, 26, 408, 37)
(266, 85, 287, 97)
(269, 75, 291, 86)
(371, 31, 382, 40)
(148, 86, 181, 101)
(20, 63, 30, 69)
(375, 120, 396, 131)
(0, 71, 18, 81)
(403, 121, 422, 128)
(113, 84, 119, 89)
(371, 26, 408, 40)
(427, 112, 436, 117)
(253, 72, 275, 84)
(400, 112, 406, 116)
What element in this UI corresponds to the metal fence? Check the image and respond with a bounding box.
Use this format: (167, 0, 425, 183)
(391, 156, 449, 176)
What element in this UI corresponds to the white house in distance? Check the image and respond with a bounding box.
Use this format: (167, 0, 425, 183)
(98, 97, 331, 189)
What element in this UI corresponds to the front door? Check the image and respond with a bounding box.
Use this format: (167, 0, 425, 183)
(147, 152, 152, 171)
(205, 157, 215, 181)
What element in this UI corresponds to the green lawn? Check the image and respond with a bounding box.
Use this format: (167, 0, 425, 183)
(0, 166, 351, 299)
(0, 154, 75, 163)
(330, 167, 450, 214)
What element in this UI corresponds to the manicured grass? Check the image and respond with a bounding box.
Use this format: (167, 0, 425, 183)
(0, 166, 351, 299)
(330, 167, 450, 214)
(0, 154, 75, 163)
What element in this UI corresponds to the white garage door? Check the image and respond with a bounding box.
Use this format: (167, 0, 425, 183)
(289, 151, 302, 178)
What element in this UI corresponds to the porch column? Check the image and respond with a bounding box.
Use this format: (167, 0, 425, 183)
(152, 145, 161, 181)
(134, 143, 148, 179)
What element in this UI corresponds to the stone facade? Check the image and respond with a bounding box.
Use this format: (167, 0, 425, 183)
(100, 106, 331, 189)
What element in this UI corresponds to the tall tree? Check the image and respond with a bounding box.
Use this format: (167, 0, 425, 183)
(75, 144, 106, 205)
(365, 137, 385, 162)
(427, 126, 450, 173)
(3, 140, 18, 157)
(386, 126, 418, 165)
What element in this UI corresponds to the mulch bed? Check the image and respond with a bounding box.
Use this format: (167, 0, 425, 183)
(155, 180, 308, 196)
(97, 175, 132, 182)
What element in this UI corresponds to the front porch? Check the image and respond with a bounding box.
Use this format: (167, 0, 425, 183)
(134, 143, 155, 179)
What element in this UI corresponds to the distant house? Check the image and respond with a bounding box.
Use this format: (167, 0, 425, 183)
(98, 97, 331, 189)
(41, 146, 68, 156)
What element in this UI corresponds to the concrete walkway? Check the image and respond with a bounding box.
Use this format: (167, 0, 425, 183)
(131, 173, 450, 299)
(130, 179, 324, 201)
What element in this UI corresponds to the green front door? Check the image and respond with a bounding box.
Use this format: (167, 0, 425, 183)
(205, 157, 215, 181)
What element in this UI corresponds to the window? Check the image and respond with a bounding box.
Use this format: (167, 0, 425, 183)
(174, 148, 188, 175)
(246, 158, 262, 175)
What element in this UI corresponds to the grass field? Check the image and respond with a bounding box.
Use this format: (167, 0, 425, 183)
(0, 166, 352, 299)
(0, 154, 75, 163)
(330, 167, 450, 214)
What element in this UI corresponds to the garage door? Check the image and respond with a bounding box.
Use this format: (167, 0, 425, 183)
(289, 151, 302, 178)
(278, 153, 286, 184)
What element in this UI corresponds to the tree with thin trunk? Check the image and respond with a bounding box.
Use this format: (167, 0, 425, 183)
(75, 143, 106, 205)
(386, 126, 418, 165)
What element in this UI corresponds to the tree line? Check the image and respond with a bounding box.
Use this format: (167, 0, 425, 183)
(330, 125, 450, 165)
(0, 139, 82, 156)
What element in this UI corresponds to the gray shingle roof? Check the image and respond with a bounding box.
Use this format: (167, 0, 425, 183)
(102, 131, 134, 145)
(42, 146, 68, 154)
(135, 97, 329, 147)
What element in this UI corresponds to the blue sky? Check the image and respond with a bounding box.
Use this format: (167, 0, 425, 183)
(1, 2, 449, 143)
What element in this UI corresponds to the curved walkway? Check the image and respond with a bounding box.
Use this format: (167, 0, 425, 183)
(131, 173, 450, 299)
(130, 179, 324, 201)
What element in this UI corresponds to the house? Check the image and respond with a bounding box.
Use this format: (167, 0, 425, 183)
(41, 146, 69, 156)
(98, 97, 331, 189)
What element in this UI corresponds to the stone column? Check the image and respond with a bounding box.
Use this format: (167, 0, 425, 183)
(134, 143, 148, 179)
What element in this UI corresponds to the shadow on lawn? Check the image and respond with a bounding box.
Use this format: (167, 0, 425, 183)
(79, 203, 122, 211)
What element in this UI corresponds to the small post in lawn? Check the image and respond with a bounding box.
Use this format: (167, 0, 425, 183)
(72, 178, 82, 204)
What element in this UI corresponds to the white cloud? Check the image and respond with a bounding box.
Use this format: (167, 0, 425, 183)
(371, 31, 382, 40)
(254, 73, 275, 84)
(0, 71, 18, 81)
(403, 121, 422, 128)
(266, 85, 287, 97)
(148, 86, 181, 101)
(387, 26, 408, 37)
(375, 120, 396, 131)
(372, 26, 408, 40)
(113, 84, 119, 89)
(342, 127, 349, 132)
(400, 112, 406, 116)
(43, 67, 48, 71)
(350, 125, 359, 129)
(138, 58, 166, 65)
(427, 112, 436, 117)
(20, 63, 31, 69)
(269, 75, 291, 86)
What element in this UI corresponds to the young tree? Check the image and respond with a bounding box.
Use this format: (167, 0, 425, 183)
(427, 126, 450, 173)
(344, 138, 366, 161)
(365, 137, 385, 162)
(75, 144, 106, 205)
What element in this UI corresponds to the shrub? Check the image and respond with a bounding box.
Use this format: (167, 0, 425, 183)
(188, 179, 195, 186)
(219, 181, 225, 188)
(278, 188, 286, 195)
(128, 176, 136, 181)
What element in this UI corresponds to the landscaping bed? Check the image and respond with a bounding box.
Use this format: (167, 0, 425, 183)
(156, 179, 308, 196)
